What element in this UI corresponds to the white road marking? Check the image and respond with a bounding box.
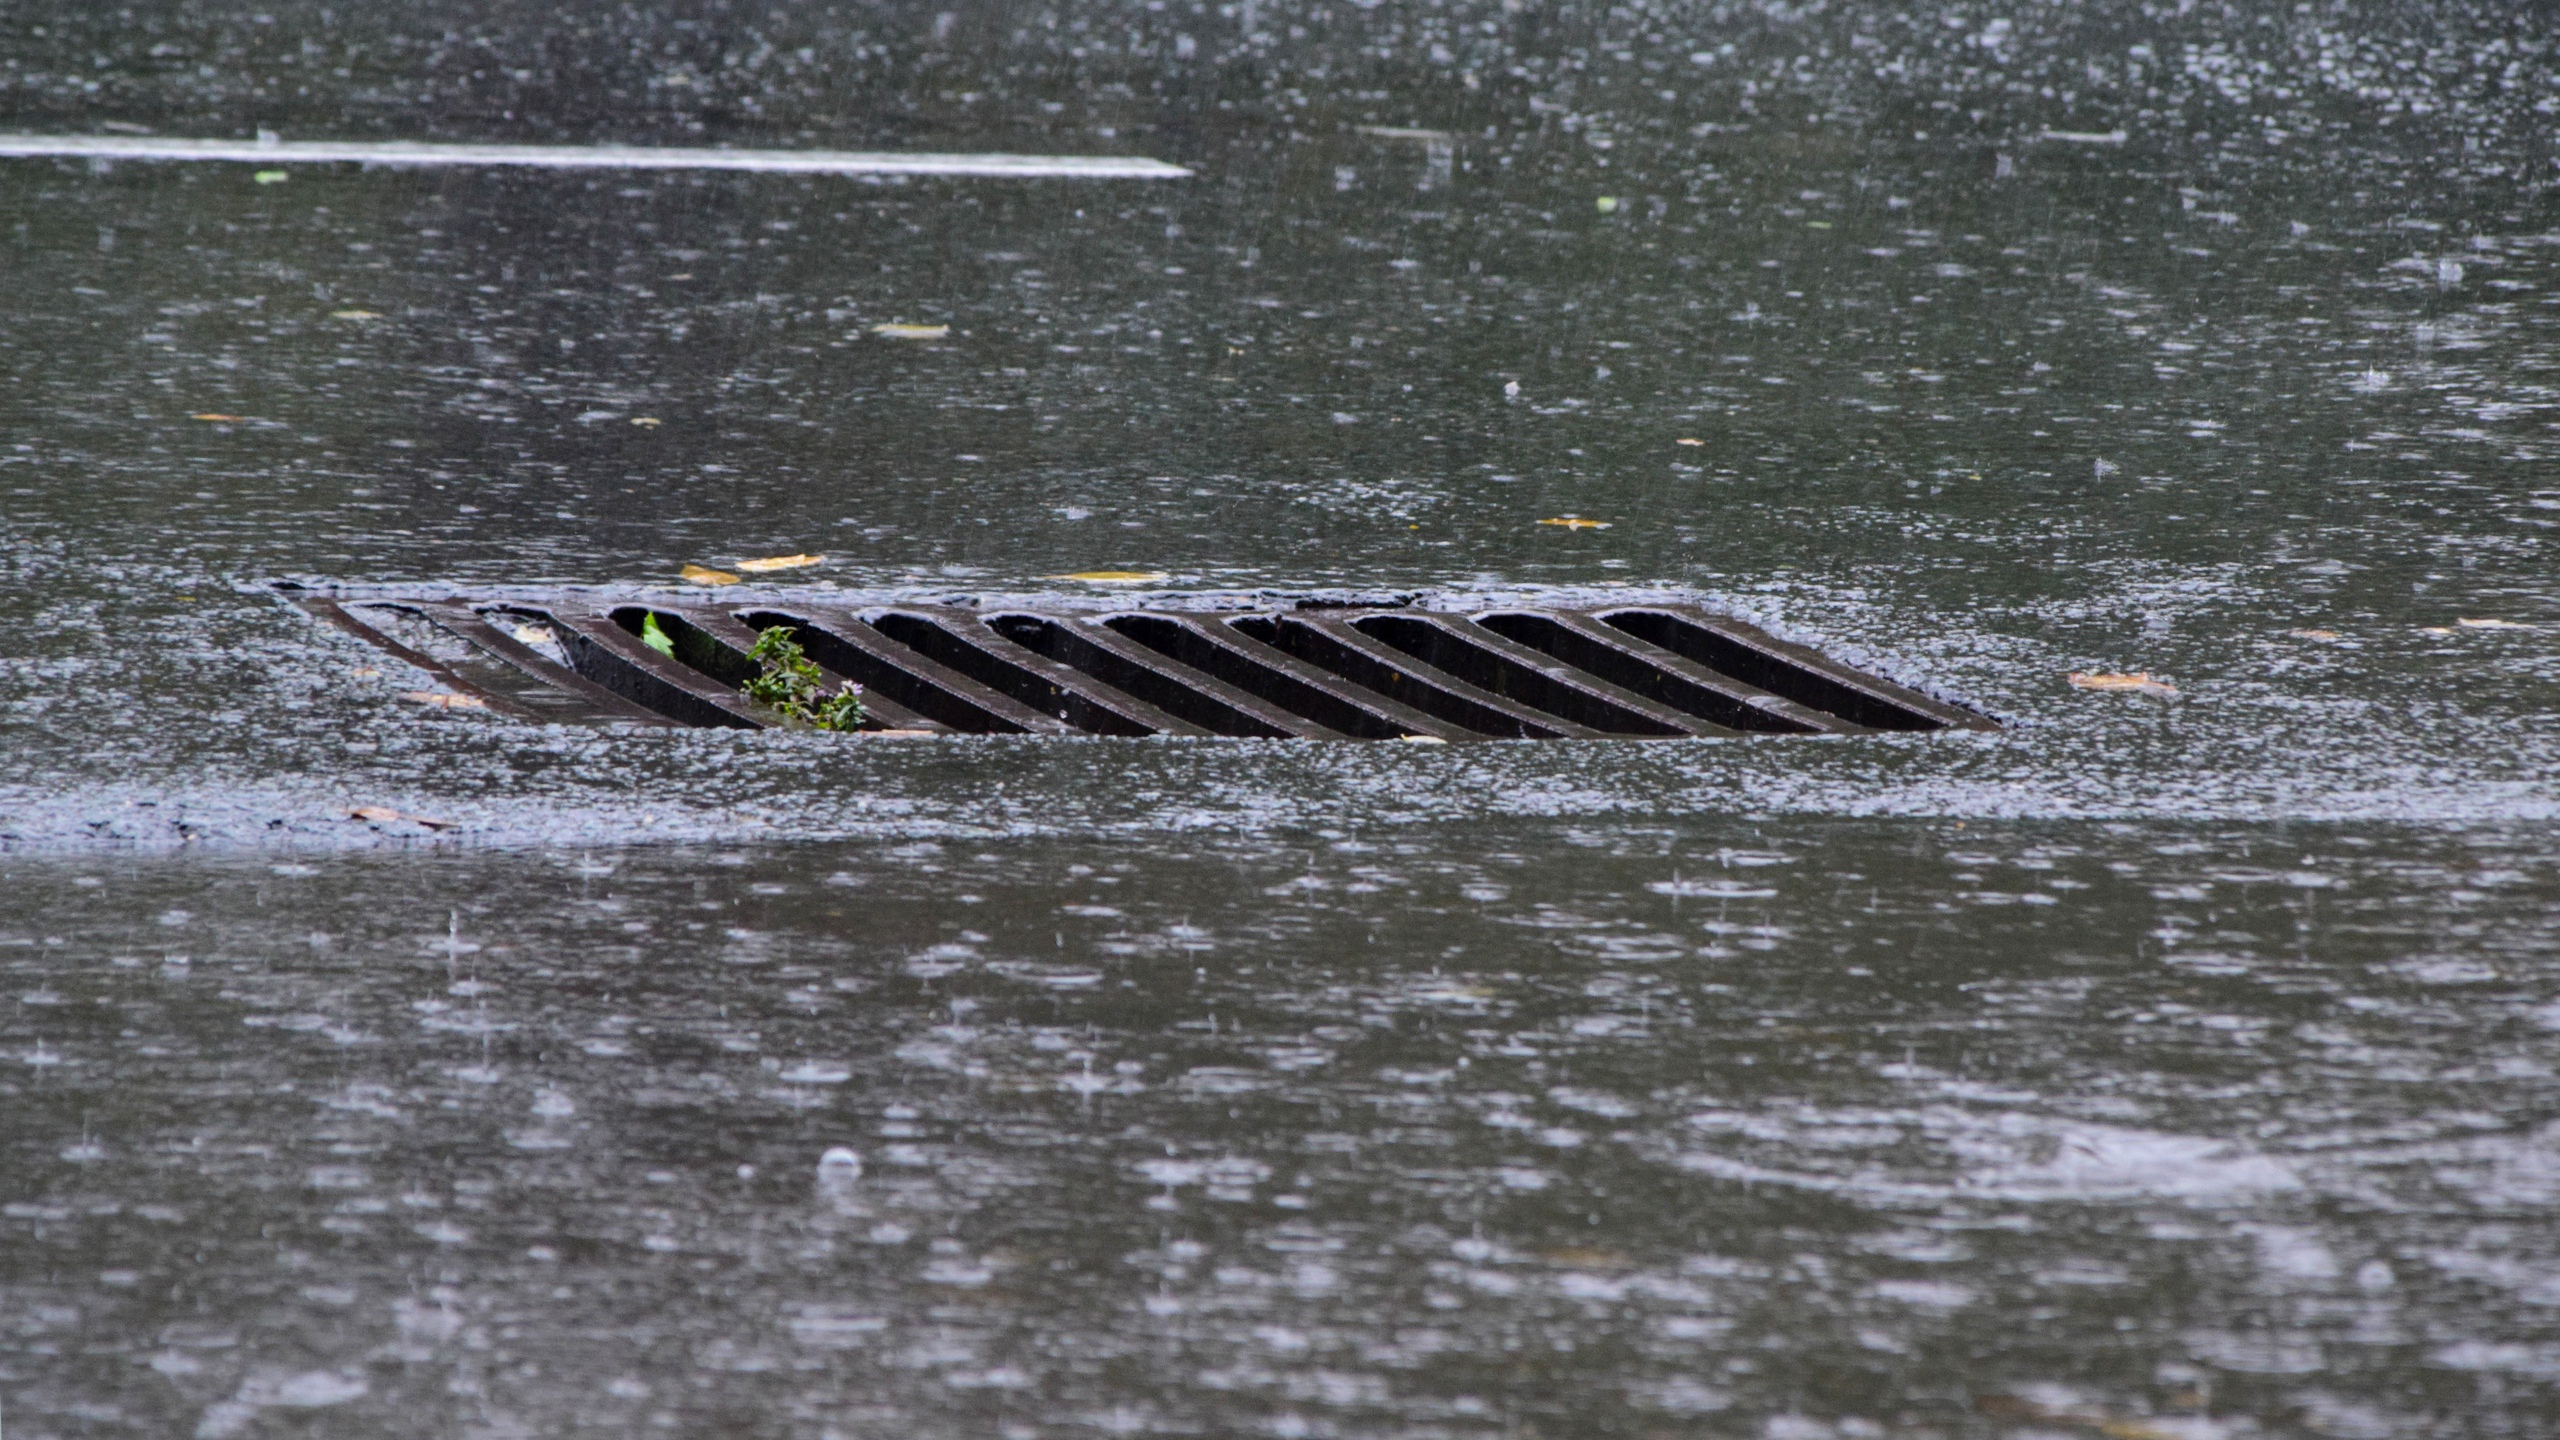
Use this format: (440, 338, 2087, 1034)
(0, 132, 1190, 179)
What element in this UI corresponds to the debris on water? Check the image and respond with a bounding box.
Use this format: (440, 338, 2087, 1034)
(1676, 437, 1704, 446)
(1595, 196, 1619, 214)
(1047, 570, 1169, 584)
(329, 309, 377, 320)
(253, 169, 288, 184)
(2037, 127, 2129, 144)
(735, 553, 824, 573)
(509, 623, 567, 663)
(190, 412, 243, 422)
(398, 691, 487, 710)
(1401, 735, 1450, 744)
(630, 416, 662, 428)
(1503, 379, 1521, 401)
(638, 612, 677, 656)
(818, 1146, 864, 1178)
(346, 806, 456, 831)
(744, 626, 865, 730)
(1538, 516, 1611, 530)
(2457, 617, 2528, 630)
(2287, 628, 2342, 641)
(679, 564, 740, 586)
(2069, 672, 2177, 696)
(872, 322, 950, 340)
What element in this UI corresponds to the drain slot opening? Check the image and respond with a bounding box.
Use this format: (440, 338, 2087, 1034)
(1105, 615, 1422, 740)
(1227, 615, 1559, 738)
(1472, 612, 1816, 734)
(1350, 615, 1688, 737)
(1597, 609, 1948, 732)
(988, 615, 1301, 738)
(865, 611, 1155, 736)
(609, 607, 761, 688)
(737, 611, 1029, 733)
(534, 612, 756, 729)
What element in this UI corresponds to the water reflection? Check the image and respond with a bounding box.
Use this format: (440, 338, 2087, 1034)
(5, 825, 2558, 1434)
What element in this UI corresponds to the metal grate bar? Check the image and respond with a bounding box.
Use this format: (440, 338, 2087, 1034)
(741, 609, 1062, 733)
(987, 613, 1345, 739)
(1349, 614, 1717, 738)
(1472, 611, 1843, 734)
(1103, 614, 1467, 740)
(1595, 608, 1984, 732)
(537, 609, 766, 729)
(1233, 614, 1596, 739)
(866, 609, 1207, 737)
(287, 587, 1992, 741)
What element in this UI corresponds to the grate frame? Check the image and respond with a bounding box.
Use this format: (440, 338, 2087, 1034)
(289, 588, 1995, 741)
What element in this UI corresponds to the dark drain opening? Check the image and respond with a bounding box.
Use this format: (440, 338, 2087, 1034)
(1471, 611, 1820, 735)
(1597, 608, 1951, 732)
(735, 611, 1019, 733)
(543, 610, 756, 730)
(987, 614, 1303, 738)
(1226, 615, 1563, 738)
(1103, 614, 1422, 740)
(295, 590, 1993, 741)
(1349, 614, 1692, 737)
(610, 606, 757, 688)
(865, 611, 1161, 736)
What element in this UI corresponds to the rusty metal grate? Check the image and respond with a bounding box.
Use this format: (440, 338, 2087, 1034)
(286, 589, 1993, 740)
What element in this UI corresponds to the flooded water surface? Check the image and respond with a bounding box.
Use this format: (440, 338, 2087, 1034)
(3, 1, 2558, 1435)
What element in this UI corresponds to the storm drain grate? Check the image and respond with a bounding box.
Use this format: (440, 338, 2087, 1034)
(290, 590, 1993, 740)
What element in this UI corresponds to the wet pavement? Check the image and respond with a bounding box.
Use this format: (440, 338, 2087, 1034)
(4, 2, 2558, 1436)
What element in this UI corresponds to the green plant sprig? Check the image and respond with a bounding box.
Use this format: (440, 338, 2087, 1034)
(742, 625, 865, 731)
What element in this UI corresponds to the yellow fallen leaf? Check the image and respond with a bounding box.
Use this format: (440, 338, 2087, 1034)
(1538, 516, 1611, 530)
(399, 691, 487, 709)
(1675, 437, 1705, 446)
(2458, 617, 2528, 629)
(735, 553, 824, 573)
(2288, 628, 2340, 640)
(680, 564, 741, 586)
(2069, 671, 2177, 696)
(631, 417, 662, 428)
(872, 322, 951, 340)
(330, 309, 379, 320)
(347, 805, 457, 831)
(1046, 570, 1169, 584)
(190, 412, 243, 422)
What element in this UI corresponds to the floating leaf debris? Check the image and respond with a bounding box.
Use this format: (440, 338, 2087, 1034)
(735, 554, 825, 573)
(638, 613, 677, 656)
(1538, 517, 1611, 530)
(2069, 672, 2178, 696)
(679, 564, 740, 586)
(190, 413, 243, 422)
(872, 323, 950, 340)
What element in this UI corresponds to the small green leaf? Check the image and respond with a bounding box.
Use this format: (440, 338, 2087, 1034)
(639, 612, 676, 657)
(742, 624, 864, 731)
